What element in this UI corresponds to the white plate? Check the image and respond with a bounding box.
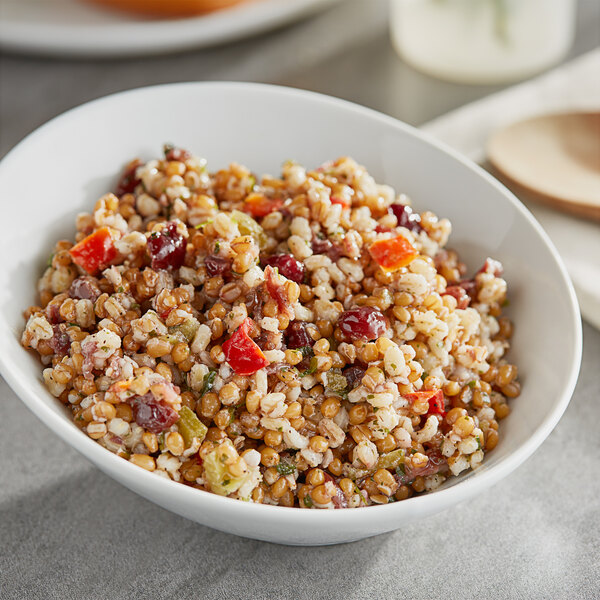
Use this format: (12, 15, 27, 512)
(0, 0, 343, 58)
(0, 83, 582, 545)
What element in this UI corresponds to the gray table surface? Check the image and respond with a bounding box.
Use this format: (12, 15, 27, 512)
(1, 1, 599, 598)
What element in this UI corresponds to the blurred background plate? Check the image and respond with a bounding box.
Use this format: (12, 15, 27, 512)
(0, 0, 345, 58)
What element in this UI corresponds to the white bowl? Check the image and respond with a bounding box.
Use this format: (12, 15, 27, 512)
(0, 83, 581, 545)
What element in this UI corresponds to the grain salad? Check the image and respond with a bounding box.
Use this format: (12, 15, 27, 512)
(21, 147, 520, 509)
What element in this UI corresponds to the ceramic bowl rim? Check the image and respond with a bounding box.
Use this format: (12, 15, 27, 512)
(0, 81, 582, 527)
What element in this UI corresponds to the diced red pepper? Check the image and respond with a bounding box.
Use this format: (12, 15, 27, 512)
(69, 227, 117, 275)
(330, 196, 350, 209)
(404, 390, 446, 417)
(243, 193, 283, 218)
(222, 317, 269, 376)
(368, 236, 417, 272)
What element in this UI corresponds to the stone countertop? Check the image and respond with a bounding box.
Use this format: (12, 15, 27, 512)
(1, 1, 598, 598)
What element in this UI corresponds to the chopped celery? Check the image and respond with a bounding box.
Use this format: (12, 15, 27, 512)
(177, 406, 208, 447)
(376, 448, 405, 470)
(203, 447, 247, 496)
(230, 210, 267, 249)
(324, 368, 347, 397)
(168, 318, 200, 343)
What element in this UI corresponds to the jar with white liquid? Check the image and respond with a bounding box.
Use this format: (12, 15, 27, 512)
(390, 0, 576, 84)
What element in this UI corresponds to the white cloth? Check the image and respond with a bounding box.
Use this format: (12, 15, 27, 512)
(422, 49, 600, 330)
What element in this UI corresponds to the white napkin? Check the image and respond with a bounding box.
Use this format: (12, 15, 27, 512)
(422, 49, 600, 330)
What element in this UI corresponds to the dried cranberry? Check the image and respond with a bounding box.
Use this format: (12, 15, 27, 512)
(443, 285, 471, 310)
(389, 204, 422, 232)
(478, 258, 504, 277)
(114, 159, 142, 197)
(147, 222, 186, 271)
(45, 303, 62, 325)
(374, 224, 391, 234)
(49, 325, 70, 356)
(69, 276, 101, 303)
(205, 255, 230, 277)
(285, 321, 313, 349)
(131, 393, 178, 434)
(343, 365, 366, 389)
(337, 306, 388, 341)
(264, 254, 305, 284)
(311, 237, 341, 261)
(164, 145, 191, 162)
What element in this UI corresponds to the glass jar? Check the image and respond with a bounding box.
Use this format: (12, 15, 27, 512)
(390, 0, 577, 84)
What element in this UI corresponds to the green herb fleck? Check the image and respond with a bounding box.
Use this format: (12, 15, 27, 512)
(276, 461, 296, 476)
(303, 495, 313, 508)
(68, 322, 78, 327)
(148, 330, 158, 338)
(47, 253, 55, 268)
(194, 218, 213, 229)
(301, 356, 318, 376)
(200, 369, 217, 397)
(354, 484, 368, 505)
(468, 380, 477, 389)
(476, 436, 482, 450)
(100, 346, 109, 352)
(214, 241, 220, 253)
(421, 372, 428, 382)
(298, 345, 314, 358)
